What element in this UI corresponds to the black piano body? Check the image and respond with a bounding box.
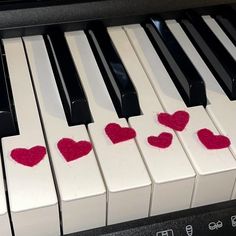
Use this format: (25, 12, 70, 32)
(0, 0, 235, 38)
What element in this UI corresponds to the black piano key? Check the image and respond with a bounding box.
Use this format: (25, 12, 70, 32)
(180, 11, 236, 100)
(0, 47, 17, 138)
(44, 31, 92, 125)
(144, 19, 207, 107)
(86, 22, 141, 118)
(215, 7, 236, 47)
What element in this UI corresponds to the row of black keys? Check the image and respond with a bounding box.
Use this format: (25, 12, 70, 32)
(1, 6, 236, 139)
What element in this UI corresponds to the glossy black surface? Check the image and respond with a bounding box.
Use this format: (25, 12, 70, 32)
(180, 11, 236, 100)
(44, 31, 92, 125)
(215, 6, 236, 46)
(86, 22, 141, 118)
(0, 46, 17, 138)
(144, 19, 207, 107)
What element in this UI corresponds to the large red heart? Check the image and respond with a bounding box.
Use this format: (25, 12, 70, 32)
(10, 146, 46, 167)
(148, 132, 173, 149)
(197, 128, 231, 150)
(158, 110, 189, 131)
(105, 123, 136, 144)
(57, 138, 92, 162)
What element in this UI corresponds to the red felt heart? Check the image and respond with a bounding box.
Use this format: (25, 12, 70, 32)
(105, 123, 136, 144)
(57, 138, 92, 162)
(197, 128, 231, 150)
(10, 146, 46, 167)
(148, 132, 173, 149)
(158, 110, 189, 131)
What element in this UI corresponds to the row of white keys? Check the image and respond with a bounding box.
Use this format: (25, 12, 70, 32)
(0, 156, 11, 236)
(107, 26, 195, 216)
(1, 38, 59, 236)
(23, 35, 106, 235)
(166, 19, 236, 197)
(65, 31, 151, 225)
(124, 24, 236, 207)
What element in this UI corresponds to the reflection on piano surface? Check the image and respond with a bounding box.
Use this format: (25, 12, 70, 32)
(0, 1, 236, 235)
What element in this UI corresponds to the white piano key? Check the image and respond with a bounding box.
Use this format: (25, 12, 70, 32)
(165, 20, 236, 135)
(202, 15, 236, 61)
(166, 19, 236, 199)
(130, 115, 195, 215)
(1, 38, 60, 236)
(107, 27, 163, 115)
(67, 32, 117, 123)
(107, 26, 195, 215)
(0, 156, 12, 236)
(165, 19, 228, 106)
(124, 24, 236, 207)
(65, 30, 151, 224)
(124, 26, 186, 112)
(23, 35, 106, 234)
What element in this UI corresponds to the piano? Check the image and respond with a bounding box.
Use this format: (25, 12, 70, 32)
(1, 0, 236, 235)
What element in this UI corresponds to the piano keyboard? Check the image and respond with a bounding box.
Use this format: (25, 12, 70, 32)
(0, 6, 236, 236)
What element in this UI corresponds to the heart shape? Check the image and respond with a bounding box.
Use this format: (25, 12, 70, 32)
(105, 123, 136, 144)
(197, 128, 231, 149)
(10, 146, 46, 167)
(148, 132, 173, 149)
(158, 110, 189, 131)
(57, 138, 92, 162)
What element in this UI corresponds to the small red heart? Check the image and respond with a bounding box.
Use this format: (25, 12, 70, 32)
(105, 123, 136, 144)
(57, 138, 92, 162)
(10, 146, 46, 167)
(148, 132, 173, 149)
(197, 128, 231, 150)
(158, 110, 189, 131)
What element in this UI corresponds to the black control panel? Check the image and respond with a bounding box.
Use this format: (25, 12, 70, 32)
(67, 200, 236, 236)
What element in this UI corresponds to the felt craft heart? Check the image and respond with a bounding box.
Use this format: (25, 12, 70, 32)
(105, 123, 136, 144)
(57, 138, 92, 162)
(158, 110, 189, 131)
(148, 132, 173, 149)
(197, 128, 231, 150)
(10, 146, 46, 167)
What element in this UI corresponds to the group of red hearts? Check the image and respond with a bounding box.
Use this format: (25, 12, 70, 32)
(10, 110, 231, 167)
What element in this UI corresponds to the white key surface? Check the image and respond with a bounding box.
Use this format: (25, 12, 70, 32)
(165, 19, 236, 142)
(66, 31, 117, 123)
(124, 26, 186, 113)
(130, 114, 195, 215)
(124, 24, 236, 207)
(108, 26, 195, 215)
(0, 155, 12, 236)
(23, 35, 106, 234)
(1, 38, 60, 236)
(166, 19, 236, 200)
(66, 30, 151, 224)
(166, 19, 229, 105)
(108, 26, 163, 115)
(202, 15, 236, 61)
